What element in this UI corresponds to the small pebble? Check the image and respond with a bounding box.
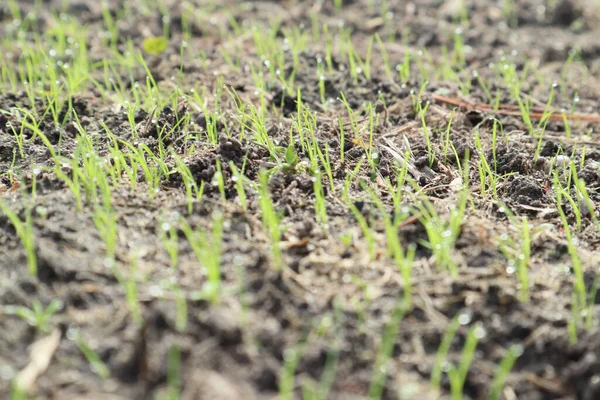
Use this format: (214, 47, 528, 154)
(543, 155, 570, 173)
(579, 192, 592, 217)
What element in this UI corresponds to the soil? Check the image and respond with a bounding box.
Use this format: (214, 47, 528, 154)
(2, 0, 600, 399)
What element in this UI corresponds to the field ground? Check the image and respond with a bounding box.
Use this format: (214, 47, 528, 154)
(1, 0, 600, 399)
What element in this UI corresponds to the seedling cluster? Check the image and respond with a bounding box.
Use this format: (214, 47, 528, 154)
(1, 0, 599, 398)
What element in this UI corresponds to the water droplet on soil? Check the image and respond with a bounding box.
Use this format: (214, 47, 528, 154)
(0, 366, 14, 380)
(66, 324, 80, 341)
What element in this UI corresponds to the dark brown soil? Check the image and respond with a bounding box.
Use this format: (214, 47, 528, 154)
(2, 1, 600, 399)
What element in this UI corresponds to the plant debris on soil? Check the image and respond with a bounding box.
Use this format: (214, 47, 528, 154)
(2, 0, 600, 399)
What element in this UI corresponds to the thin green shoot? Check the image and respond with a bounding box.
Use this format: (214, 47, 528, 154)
(417, 101, 435, 167)
(342, 159, 364, 204)
(170, 283, 188, 333)
(363, 182, 415, 307)
(214, 159, 226, 203)
(585, 273, 600, 331)
(383, 151, 410, 213)
(229, 161, 248, 211)
(258, 170, 283, 270)
(171, 152, 203, 214)
(179, 212, 223, 304)
(349, 204, 376, 260)
(442, 110, 455, 164)
(447, 324, 484, 400)
(431, 316, 460, 391)
(76, 333, 110, 379)
(555, 173, 587, 341)
(575, 178, 600, 230)
(517, 217, 531, 302)
(122, 255, 143, 326)
(158, 216, 179, 270)
(412, 173, 468, 278)
(0, 201, 37, 276)
(313, 172, 328, 226)
(367, 299, 408, 399)
(397, 50, 411, 83)
(473, 128, 498, 200)
(498, 209, 531, 302)
(316, 141, 335, 194)
(165, 346, 182, 400)
(92, 206, 118, 260)
(279, 341, 307, 400)
(488, 344, 523, 400)
(374, 33, 393, 81)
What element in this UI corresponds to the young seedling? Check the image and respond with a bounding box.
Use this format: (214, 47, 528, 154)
(279, 343, 306, 400)
(554, 173, 588, 342)
(488, 344, 523, 400)
(158, 217, 179, 270)
(313, 172, 328, 226)
(155, 346, 182, 400)
(179, 212, 224, 304)
(342, 159, 364, 204)
(172, 284, 188, 333)
(0, 201, 37, 276)
(497, 207, 531, 302)
(432, 316, 486, 399)
(368, 299, 409, 399)
(229, 158, 249, 211)
(75, 332, 110, 380)
(473, 128, 498, 200)
(114, 254, 144, 327)
(349, 203, 376, 261)
(301, 333, 340, 400)
(2, 299, 63, 333)
(258, 170, 283, 270)
(363, 181, 415, 306)
(213, 159, 227, 203)
(171, 152, 204, 214)
(417, 101, 435, 168)
(431, 316, 461, 392)
(412, 180, 468, 278)
(447, 324, 485, 399)
(92, 206, 118, 261)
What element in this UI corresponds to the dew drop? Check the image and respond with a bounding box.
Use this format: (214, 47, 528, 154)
(474, 325, 487, 339)
(441, 361, 451, 372)
(458, 313, 472, 325)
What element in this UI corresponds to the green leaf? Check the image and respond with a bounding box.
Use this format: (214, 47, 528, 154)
(142, 37, 168, 55)
(285, 144, 298, 166)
